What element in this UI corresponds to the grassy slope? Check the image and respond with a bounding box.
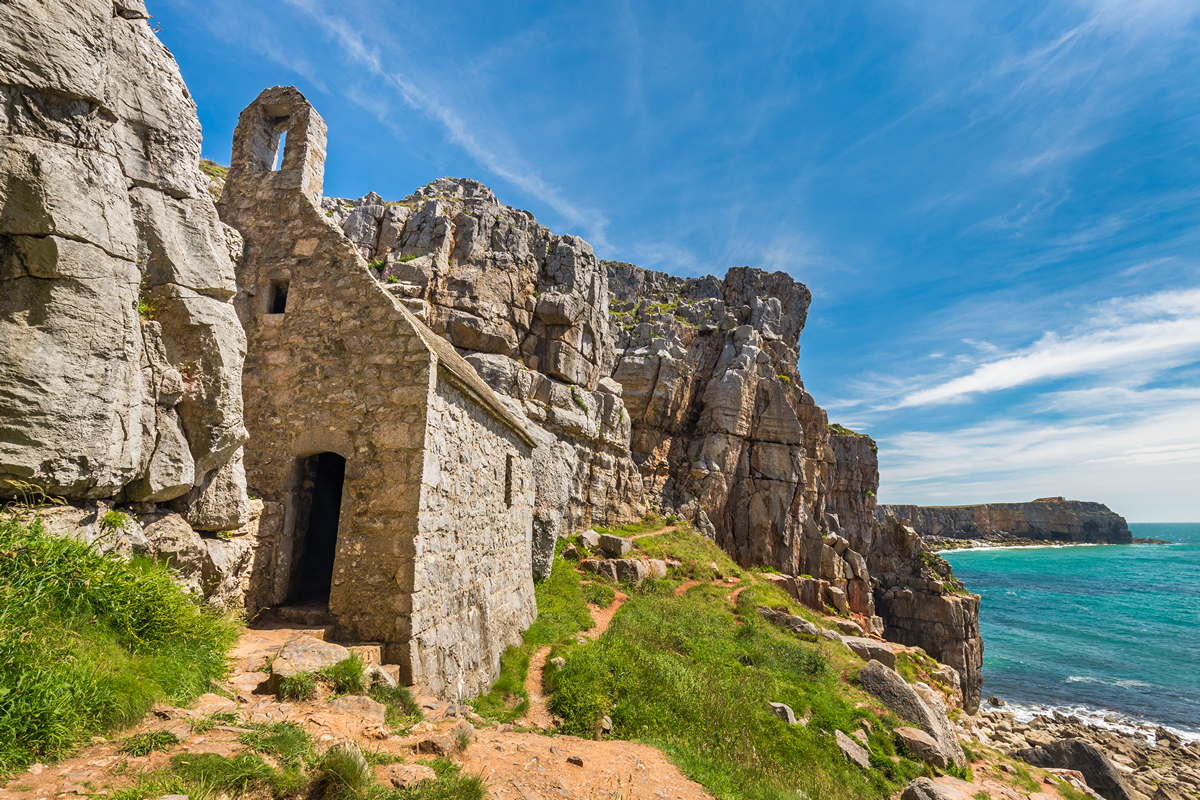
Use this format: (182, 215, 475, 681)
(471, 520, 925, 800)
(0, 512, 239, 773)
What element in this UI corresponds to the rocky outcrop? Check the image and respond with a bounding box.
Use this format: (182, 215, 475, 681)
(826, 427, 879, 554)
(31, 498, 267, 608)
(605, 263, 833, 574)
(857, 659, 966, 768)
(870, 512, 984, 714)
(0, 0, 247, 524)
(879, 498, 1133, 544)
(1017, 739, 1137, 800)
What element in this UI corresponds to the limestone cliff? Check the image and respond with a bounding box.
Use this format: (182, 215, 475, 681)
(0, 0, 258, 608)
(0, 0, 247, 525)
(879, 499, 1133, 544)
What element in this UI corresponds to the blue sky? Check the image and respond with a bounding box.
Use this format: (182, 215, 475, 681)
(155, 0, 1200, 522)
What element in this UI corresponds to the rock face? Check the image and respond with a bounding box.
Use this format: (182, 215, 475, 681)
(1018, 739, 1137, 800)
(871, 512, 984, 714)
(857, 660, 965, 768)
(0, 0, 247, 519)
(880, 499, 1133, 544)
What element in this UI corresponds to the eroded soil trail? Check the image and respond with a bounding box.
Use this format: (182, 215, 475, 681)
(519, 646, 556, 731)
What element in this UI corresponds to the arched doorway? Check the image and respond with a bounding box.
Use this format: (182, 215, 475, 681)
(287, 451, 346, 605)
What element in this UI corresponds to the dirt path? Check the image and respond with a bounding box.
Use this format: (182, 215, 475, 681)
(519, 647, 556, 731)
(461, 729, 714, 800)
(629, 524, 679, 540)
(673, 580, 700, 597)
(584, 589, 629, 640)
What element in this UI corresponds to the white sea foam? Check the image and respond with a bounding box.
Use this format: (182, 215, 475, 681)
(1000, 698, 1200, 744)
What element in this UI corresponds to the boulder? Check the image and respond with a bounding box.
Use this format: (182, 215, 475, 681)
(896, 727, 947, 768)
(599, 533, 633, 557)
(900, 777, 959, 800)
(856, 660, 964, 767)
(614, 559, 648, 585)
(840, 636, 896, 669)
(269, 636, 350, 691)
(1017, 739, 1137, 800)
(579, 529, 601, 549)
(757, 606, 819, 636)
(835, 729, 871, 769)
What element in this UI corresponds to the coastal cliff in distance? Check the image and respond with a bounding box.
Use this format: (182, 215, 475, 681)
(878, 498, 1133, 545)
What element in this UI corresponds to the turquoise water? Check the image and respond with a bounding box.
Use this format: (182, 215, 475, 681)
(942, 523, 1200, 740)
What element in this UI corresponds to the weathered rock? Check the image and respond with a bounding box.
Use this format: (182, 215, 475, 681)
(580, 529, 601, 549)
(900, 777, 958, 800)
(0, 2, 245, 510)
(835, 729, 871, 769)
(1018, 739, 1137, 800)
(599, 533, 634, 557)
(327, 696, 386, 722)
(769, 702, 797, 725)
(379, 763, 436, 789)
(269, 636, 350, 687)
(415, 734, 457, 757)
(757, 606, 819, 636)
(840, 636, 896, 669)
(869, 512, 984, 713)
(857, 660, 964, 767)
(989, 695, 1006, 707)
(896, 726, 948, 768)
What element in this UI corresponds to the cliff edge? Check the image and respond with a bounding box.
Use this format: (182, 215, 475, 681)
(878, 498, 1133, 545)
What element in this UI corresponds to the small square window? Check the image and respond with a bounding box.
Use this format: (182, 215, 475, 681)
(268, 280, 289, 314)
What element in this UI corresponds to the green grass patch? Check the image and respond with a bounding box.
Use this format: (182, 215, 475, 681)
(277, 672, 317, 702)
(314, 745, 373, 800)
(169, 752, 306, 799)
(237, 721, 315, 768)
(546, 584, 923, 800)
(1012, 764, 1040, 793)
(369, 684, 423, 730)
(468, 554, 595, 722)
(198, 159, 228, 182)
(0, 513, 239, 774)
(119, 731, 179, 757)
(320, 654, 367, 695)
(582, 582, 615, 608)
(632, 526, 741, 581)
(589, 514, 672, 538)
(191, 711, 240, 734)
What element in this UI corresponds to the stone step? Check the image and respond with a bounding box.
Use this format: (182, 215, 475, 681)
(267, 604, 336, 627)
(345, 643, 384, 665)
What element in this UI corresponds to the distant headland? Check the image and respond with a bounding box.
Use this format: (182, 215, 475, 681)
(874, 498, 1161, 549)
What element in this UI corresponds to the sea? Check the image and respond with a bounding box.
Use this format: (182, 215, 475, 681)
(941, 522, 1200, 743)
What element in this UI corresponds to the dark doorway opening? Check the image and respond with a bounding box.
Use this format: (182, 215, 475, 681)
(288, 452, 346, 605)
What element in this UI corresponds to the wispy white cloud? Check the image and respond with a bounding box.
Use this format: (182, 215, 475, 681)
(895, 288, 1200, 406)
(275, 0, 613, 248)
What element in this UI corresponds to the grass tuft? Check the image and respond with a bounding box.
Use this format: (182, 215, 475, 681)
(119, 731, 179, 756)
(369, 684, 423, 730)
(277, 672, 318, 702)
(320, 654, 367, 695)
(0, 513, 238, 773)
(582, 582, 615, 608)
(314, 745, 373, 800)
(237, 721, 315, 768)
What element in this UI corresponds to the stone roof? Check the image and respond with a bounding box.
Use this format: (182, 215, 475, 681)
(397, 304, 537, 449)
